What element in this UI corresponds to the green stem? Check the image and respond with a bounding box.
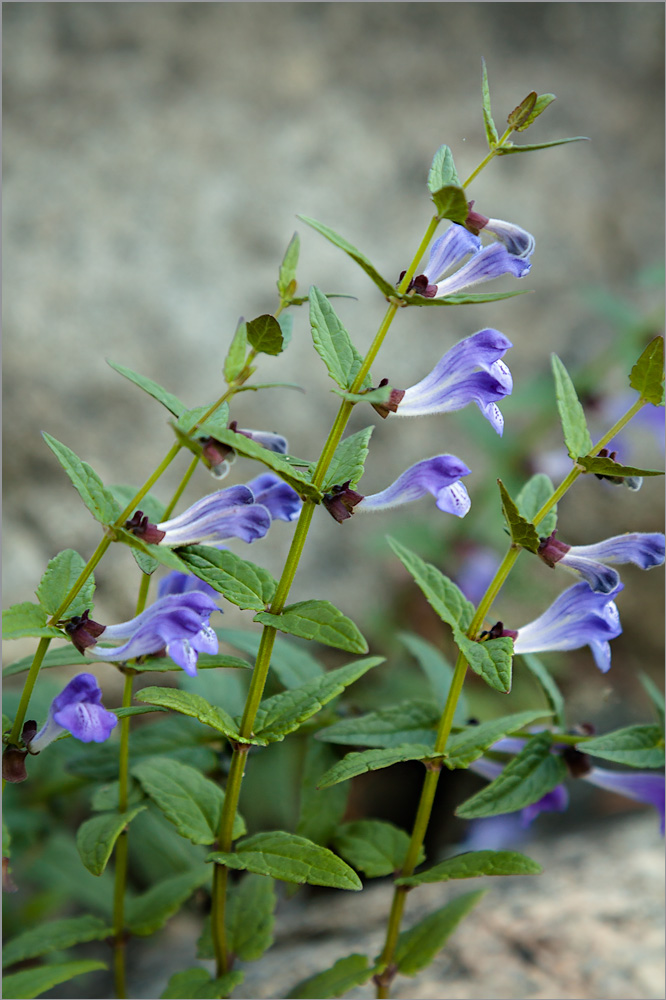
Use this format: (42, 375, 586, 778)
(462, 127, 513, 188)
(112, 670, 135, 1000)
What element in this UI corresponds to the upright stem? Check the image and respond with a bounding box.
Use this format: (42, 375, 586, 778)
(112, 670, 135, 1000)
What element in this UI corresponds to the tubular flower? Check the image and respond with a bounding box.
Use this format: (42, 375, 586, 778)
(538, 531, 665, 594)
(245, 472, 302, 522)
(508, 581, 624, 673)
(26, 674, 117, 753)
(200, 424, 288, 479)
(392, 328, 513, 435)
(356, 455, 472, 518)
(155, 486, 272, 546)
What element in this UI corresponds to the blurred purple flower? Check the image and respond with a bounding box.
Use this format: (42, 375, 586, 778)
(245, 472, 302, 522)
(27, 674, 117, 753)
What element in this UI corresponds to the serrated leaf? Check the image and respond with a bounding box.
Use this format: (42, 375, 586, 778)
(317, 700, 440, 749)
(126, 868, 211, 936)
(309, 286, 367, 391)
(507, 91, 537, 130)
(427, 145, 468, 223)
(396, 849, 541, 887)
(576, 456, 663, 478)
(496, 137, 590, 154)
(395, 891, 485, 975)
(277, 231, 300, 300)
(333, 820, 422, 878)
(218, 628, 324, 688)
(106, 360, 186, 417)
(497, 480, 540, 552)
(519, 654, 566, 728)
(629, 337, 665, 405)
(1, 602, 63, 641)
(322, 426, 373, 490)
(176, 546, 277, 610)
(444, 710, 552, 769)
(298, 216, 396, 298)
(254, 600, 368, 654)
(227, 873, 276, 961)
(579, 724, 665, 768)
(252, 657, 382, 742)
(519, 93, 557, 130)
(76, 805, 146, 876)
(2, 960, 108, 1000)
(224, 319, 249, 383)
(132, 757, 245, 843)
(134, 687, 259, 743)
(161, 968, 244, 1000)
(456, 732, 567, 818)
(481, 58, 499, 146)
(42, 432, 122, 524)
(288, 954, 373, 999)
(297, 739, 349, 845)
(640, 673, 665, 729)
(388, 537, 474, 631)
(453, 631, 513, 693)
(515, 473, 557, 536)
(317, 744, 435, 789)
(246, 313, 285, 356)
(406, 289, 530, 307)
(2, 915, 111, 969)
(399, 632, 469, 719)
(550, 355, 593, 460)
(209, 831, 362, 890)
(35, 549, 95, 618)
(431, 185, 469, 225)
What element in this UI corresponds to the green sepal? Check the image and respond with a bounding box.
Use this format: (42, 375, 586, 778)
(296, 739, 349, 846)
(106, 360, 186, 417)
(444, 710, 552, 770)
(298, 216, 396, 298)
(161, 968, 244, 1000)
(246, 313, 285, 356)
(515, 473, 557, 536)
(576, 455, 663, 478)
(456, 732, 567, 818)
(629, 336, 664, 405)
(551, 354, 593, 459)
(254, 600, 368, 654)
(277, 231, 300, 301)
(287, 954, 374, 999)
(2, 961, 109, 1000)
(322, 426, 373, 491)
(76, 805, 147, 876)
(2, 915, 112, 969)
(317, 699, 440, 749)
(132, 757, 246, 843)
(176, 545, 277, 610)
(333, 820, 423, 878)
(481, 58, 499, 146)
(519, 654, 566, 728)
(427, 145, 468, 223)
(579, 724, 665, 769)
(226, 873, 277, 962)
(518, 93, 557, 130)
(208, 831, 362, 891)
(35, 549, 95, 619)
(507, 91, 537, 130)
(394, 891, 485, 975)
(126, 868, 212, 936)
(396, 849, 541, 887)
(224, 319, 249, 384)
(317, 744, 436, 789)
(134, 686, 262, 744)
(1, 602, 63, 641)
(42, 432, 122, 524)
(387, 537, 474, 631)
(497, 479, 540, 553)
(309, 286, 369, 391)
(496, 136, 590, 154)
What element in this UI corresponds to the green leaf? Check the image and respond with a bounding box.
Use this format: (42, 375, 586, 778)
(579, 724, 665, 768)
(2, 915, 111, 969)
(208, 831, 362, 890)
(308, 286, 367, 391)
(246, 313, 285, 356)
(507, 91, 537, 130)
(387, 538, 474, 631)
(1, 602, 63, 641)
(481, 58, 499, 146)
(298, 216, 396, 298)
(444, 710, 552, 769)
(629, 336, 665, 405)
(224, 319, 249, 383)
(106, 360, 186, 417)
(35, 549, 95, 618)
(550, 354, 593, 460)
(226, 873, 276, 961)
(453, 632, 514, 693)
(394, 891, 485, 975)
(278, 312, 294, 348)
(496, 137, 590, 154)
(2, 961, 108, 1000)
(127, 652, 251, 673)
(161, 968, 244, 1000)
(254, 600, 368, 654)
(406, 289, 530, 307)
(277, 231, 300, 301)
(134, 687, 259, 744)
(456, 732, 567, 818)
(396, 849, 541, 887)
(322, 426, 373, 491)
(317, 744, 435, 788)
(296, 739, 349, 846)
(399, 632, 465, 714)
(252, 657, 383, 742)
(576, 455, 663, 478)
(218, 628, 324, 688)
(176, 546, 277, 610)
(90, 778, 144, 812)
(3, 644, 89, 677)
(519, 654, 566, 728)
(497, 480, 540, 553)
(519, 93, 557, 130)
(288, 954, 374, 999)
(333, 820, 422, 878)
(427, 145, 467, 223)
(515, 473, 557, 536)
(640, 673, 665, 728)
(126, 868, 212, 936)
(42, 432, 122, 524)
(76, 805, 147, 875)
(317, 699, 440, 749)
(132, 757, 246, 843)
(172, 403, 231, 444)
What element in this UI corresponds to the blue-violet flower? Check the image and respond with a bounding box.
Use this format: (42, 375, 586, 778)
(27, 674, 117, 753)
(356, 455, 472, 518)
(538, 531, 665, 594)
(156, 486, 272, 546)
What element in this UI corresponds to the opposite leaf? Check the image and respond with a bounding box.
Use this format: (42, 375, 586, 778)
(298, 216, 396, 298)
(208, 831, 362, 890)
(246, 314, 285, 356)
(35, 549, 96, 619)
(287, 954, 374, 999)
(550, 355, 593, 460)
(226, 873, 276, 962)
(388, 538, 474, 632)
(396, 849, 541, 887)
(126, 868, 212, 936)
(309, 286, 367, 391)
(2, 961, 108, 1000)
(277, 231, 300, 301)
(76, 805, 146, 876)
(333, 819, 423, 878)
(42, 432, 121, 525)
(579, 724, 665, 769)
(497, 479, 540, 553)
(394, 891, 486, 975)
(322, 426, 374, 491)
(515, 473, 557, 537)
(317, 744, 436, 789)
(106, 360, 186, 417)
(2, 602, 63, 641)
(629, 336, 665, 405)
(254, 600, 368, 654)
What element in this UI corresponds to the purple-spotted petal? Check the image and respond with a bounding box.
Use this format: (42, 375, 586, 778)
(245, 473, 302, 522)
(357, 456, 471, 518)
(583, 767, 665, 834)
(432, 243, 531, 298)
(422, 225, 481, 283)
(157, 487, 272, 545)
(28, 674, 117, 752)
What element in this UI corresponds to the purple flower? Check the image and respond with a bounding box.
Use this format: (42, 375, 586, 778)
(538, 531, 665, 594)
(456, 545, 501, 604)
(393, 329, 513, 435)
(511, 581, 623, 673)
(27, 674, 117, 753)
(156, 486, 272, 546)
(482, 218, 536, 259)
(356, 455, 472, 518)
(88, 587, 219, 676)
(200, 425, 289, 480)
(245, 472, 302, 522)
(156, 570, 219, 600)
(584, 766, 665, 835)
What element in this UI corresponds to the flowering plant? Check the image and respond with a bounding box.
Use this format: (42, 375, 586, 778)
(3, 64, 664, 1000)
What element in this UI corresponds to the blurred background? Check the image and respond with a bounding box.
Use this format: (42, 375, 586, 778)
(3, 4, 664, 996)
